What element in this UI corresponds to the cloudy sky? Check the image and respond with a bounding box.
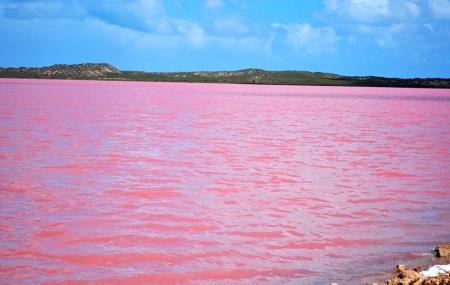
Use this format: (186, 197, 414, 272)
(0, 0, 449, 77)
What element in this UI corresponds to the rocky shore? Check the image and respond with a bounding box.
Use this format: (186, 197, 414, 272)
(386, 263, 450, 285)
(331, 244, 450, 285)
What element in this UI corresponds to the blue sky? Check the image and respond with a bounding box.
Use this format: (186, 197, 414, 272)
(0, 0, 449, 77)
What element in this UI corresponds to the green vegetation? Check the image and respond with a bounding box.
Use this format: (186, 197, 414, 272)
(1, 63, 449, 88)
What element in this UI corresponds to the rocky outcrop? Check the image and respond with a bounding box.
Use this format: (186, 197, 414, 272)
(436, 244, 450, 258)
(387, 264, 450, 285)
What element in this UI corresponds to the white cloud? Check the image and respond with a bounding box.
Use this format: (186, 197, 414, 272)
(325, 0, 389, 22)
(272, 23, 338, 54)
(214, 18, 249, 34)
(428, 0, 450, 19)
(175, 20, 207, 47)
(217, 36, 271, 53)
(0, 0, 276, 56)
(91, 0, 209, 47)
(424, 23, 434, 31)
(356, 23, 411, 48)
(0, 0, 85, 19)
(205, 0, 224, 9)
(93, 0, 173, 33)
(375, 24, 407, 47)
(349, 0, 389, 20)
(137, 0, 164, 13)
(405, 1, 421, 18)
(323, 0, 428, 51)
(324, 0, 339, 11)
(324, 0, 422, 21)
(88, 17, 182, 49)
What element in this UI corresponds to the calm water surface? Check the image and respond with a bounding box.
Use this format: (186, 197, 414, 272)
(1, 79, 449, 284)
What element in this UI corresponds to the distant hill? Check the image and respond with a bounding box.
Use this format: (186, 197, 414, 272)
(0, 63, 120, 80)
(1, 63, 449, 88)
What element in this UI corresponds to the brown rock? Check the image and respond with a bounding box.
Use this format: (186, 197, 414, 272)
(386, 263, 450, 285)
(401, 270, 423, 284)
(436, 244, 450, 258)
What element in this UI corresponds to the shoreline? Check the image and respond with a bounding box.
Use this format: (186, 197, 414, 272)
(1, 63, 449, 89)
(2, 78, 450, 95)
(1, 76, 450, 89)
(334, 244, 450, 285)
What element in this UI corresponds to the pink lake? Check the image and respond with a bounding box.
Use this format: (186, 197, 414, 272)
(0, 79, 449, 284)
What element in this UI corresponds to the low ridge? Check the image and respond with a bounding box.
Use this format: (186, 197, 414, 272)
(1, 63, 449, 88)
(0, 63, 120, 79)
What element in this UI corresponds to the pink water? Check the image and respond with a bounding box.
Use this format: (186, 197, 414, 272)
(1, 79, 449, 284)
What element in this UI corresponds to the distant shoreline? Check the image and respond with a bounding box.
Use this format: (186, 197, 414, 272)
(2, 75, 450, 90)
(0, 76, 442, 89)
(2, 78, 450, 103)
(1, 63, 449, 89)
